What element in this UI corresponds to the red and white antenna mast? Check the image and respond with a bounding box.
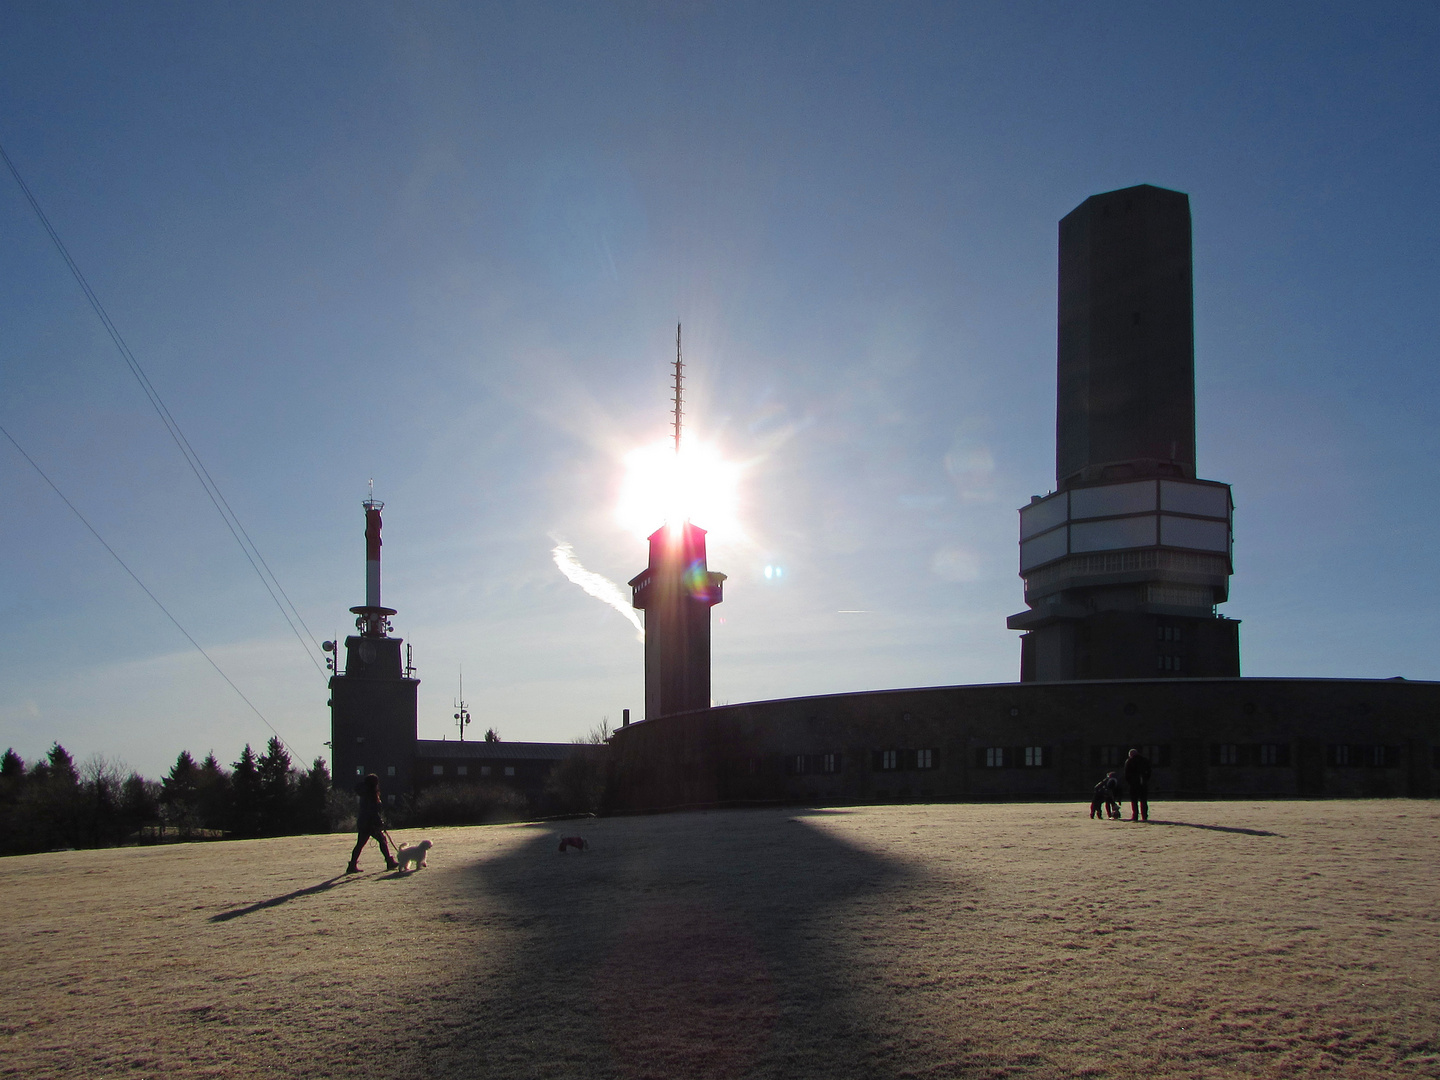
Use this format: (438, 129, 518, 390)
(351, 480, 396, 637)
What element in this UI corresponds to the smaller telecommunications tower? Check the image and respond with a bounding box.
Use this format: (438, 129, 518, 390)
(328, 488, 419, 799)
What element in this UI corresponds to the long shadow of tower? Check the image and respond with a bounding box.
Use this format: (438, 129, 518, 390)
(629, 326, 726, 719)
(1009, 185, 1240, 680)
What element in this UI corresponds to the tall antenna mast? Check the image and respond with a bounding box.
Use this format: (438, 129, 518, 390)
(672, 322, 684, 454)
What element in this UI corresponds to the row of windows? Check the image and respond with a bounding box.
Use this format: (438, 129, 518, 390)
(976, 746, 1051, 769)
(1157, 625, 1183, 642)
(1093, 745, 1171, 768)
(1212, 743, 1290, 767)
(359, 763, 517, 779)
(1157, 655, 1183, 672)
(1329, 745, 1397, 768)
(786, 753, 843, 776)
(872, 749, 938, 772)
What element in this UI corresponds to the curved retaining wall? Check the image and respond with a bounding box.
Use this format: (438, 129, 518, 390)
(605, 677, 1440, 812)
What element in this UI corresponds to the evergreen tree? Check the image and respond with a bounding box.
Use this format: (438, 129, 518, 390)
(46, 743, 78, 786)
(195, 752, 232, 834)
(230, 744, 262, 838)
(120, 773, 162, 840)
(161, 751, 200, 837)
(39, 744, 81, 848)
(257, 736, 294, 835)
(294, 757, 332, 835)
(0, 749, 24, 855)
(0, 749, 23, 807)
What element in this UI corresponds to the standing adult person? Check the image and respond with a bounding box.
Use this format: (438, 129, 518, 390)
(347, 773, 398, 873)
(1123, 747, 1151, 822)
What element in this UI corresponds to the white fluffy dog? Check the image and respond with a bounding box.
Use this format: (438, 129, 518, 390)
(395, 839, 432, 873)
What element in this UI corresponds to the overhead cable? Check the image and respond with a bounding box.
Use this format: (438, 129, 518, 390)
(0, 422, 302, 760)
(0, 138, 325, 676)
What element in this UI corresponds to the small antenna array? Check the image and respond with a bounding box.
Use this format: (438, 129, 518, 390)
(672, 323, 684, 454)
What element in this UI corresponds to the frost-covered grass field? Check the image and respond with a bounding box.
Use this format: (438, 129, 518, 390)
(3, 801, 1438, 1079)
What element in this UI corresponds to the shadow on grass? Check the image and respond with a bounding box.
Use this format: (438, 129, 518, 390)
(433, 807, 932, 1080)
(209, 874, 360, 921)
(1147, 819, 1281, 837)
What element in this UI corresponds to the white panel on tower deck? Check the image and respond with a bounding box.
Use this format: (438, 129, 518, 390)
(1160, 515, 1230, 552)
(1020, 493, 1068, 539)
(1070, 515, 1156, 553)
(1069, 481, 1156, 520)
(1020, 527, 1069, 571)
(1160, 480, 1230, 519)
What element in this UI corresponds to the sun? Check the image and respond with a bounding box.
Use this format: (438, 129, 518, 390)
(616, 438, 743, 542)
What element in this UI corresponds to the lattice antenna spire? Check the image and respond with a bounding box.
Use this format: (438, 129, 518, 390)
(672, 322, 684, 454)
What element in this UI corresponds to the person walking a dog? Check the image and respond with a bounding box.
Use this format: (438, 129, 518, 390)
(1123, 748, 1151, 822)
(347, 773, 398, 873)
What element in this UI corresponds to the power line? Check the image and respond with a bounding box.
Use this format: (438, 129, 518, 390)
(0, 138, 325, 676)
(0, 422, 301, 761)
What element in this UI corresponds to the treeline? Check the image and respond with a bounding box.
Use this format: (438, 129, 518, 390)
(0, 737, 338, 857)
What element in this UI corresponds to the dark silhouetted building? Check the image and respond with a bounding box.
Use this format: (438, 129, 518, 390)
(630, 521, 725, 719)
(1008, 185, 1239, 680)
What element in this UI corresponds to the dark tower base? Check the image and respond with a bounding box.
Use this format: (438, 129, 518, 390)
(631, 522, 725, 720)
(330, 634, 418, 802)
(1019, 613, 1239, 682)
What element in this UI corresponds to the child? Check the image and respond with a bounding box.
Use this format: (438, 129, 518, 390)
(1089, 778, 1109, 819)
(347, 773, 398, 873)
(1103, 771, 1123, 819)
(1090, 772, 1121, 819)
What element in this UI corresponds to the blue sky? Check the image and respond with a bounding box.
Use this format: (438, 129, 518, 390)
(2, 2, 1436, 777)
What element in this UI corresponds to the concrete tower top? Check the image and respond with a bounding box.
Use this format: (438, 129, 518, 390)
(1056, 184, 1195, 490)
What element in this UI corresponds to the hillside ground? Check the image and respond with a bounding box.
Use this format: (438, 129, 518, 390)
(2, 800, 1438, 1079)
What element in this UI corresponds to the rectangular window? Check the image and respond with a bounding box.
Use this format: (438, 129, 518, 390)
(457, 765, 468, 777)
(432, 765, 444, 776)
(916, 749, 934, 769)
(480, 765, 492, 777)
(786, 755, 807, 776)
(1367, 745, 1392, 768)
(881, 750, 898, 771)
(387, 765, 396, 777)
(1024, 746, 1048, 767)
(983, 747, 1006, 768)
(1328, 744, 1352, 767)
(504, 766, 515, 777)
(1142, 745, 1172, 768)
(1258, 743, 1290, 767)
(1214, 744, 1239, 766)
(356, 765, 364, 777)
(1092, 745, 1122, 768)
(822, 753, 840, 774)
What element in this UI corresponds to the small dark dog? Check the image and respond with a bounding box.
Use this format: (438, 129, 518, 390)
(557, 836, 589, 852)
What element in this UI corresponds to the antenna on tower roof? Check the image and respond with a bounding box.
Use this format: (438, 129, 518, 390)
(672, 323, 684, 454)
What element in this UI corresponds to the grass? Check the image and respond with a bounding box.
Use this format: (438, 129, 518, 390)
(2, 800, 1438, 1078)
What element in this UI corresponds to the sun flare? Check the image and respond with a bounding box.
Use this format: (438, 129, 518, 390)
(616, 439, 743, 542)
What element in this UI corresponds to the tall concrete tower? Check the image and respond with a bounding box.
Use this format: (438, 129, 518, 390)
(329, 494, 419, 799)
(629, 326, 727, 719)
(1008, 185, 1239, 680)
(631, 522, 725, 718)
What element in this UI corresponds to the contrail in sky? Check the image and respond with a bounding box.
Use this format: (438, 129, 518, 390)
(551, 541, 644, 642)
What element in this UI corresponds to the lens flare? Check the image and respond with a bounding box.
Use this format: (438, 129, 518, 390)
(616, 438, 742, 541)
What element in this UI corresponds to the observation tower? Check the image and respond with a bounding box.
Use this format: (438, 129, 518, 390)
(1008, 185, 1240, 680)
(630, 327, 726, 719)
